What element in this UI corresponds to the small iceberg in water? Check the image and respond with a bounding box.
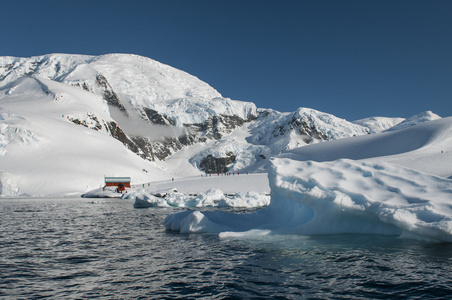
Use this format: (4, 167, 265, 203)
(164, 158, 452, 242)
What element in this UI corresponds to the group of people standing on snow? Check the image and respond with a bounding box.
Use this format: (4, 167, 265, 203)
(202, 171, 248, 177)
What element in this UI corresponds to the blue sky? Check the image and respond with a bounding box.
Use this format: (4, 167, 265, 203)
(1, 0, 451, 120)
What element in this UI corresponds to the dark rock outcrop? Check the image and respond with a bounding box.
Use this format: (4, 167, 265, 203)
(67, 113, 103, 131)
(106, 121, 154, 161)
(199, 152, 236, 174)
(96, 74, 128, 115)
(187, 114, 248, 141)
(143, 108, 174, 126)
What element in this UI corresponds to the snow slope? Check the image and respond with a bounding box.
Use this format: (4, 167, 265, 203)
(352, 111, 440, 134)
(385, 110, 441, 132)
(281, 117, 452, 178)
(164, 117, 452, 242)
(0, 77, 171, 196)
(353, 116, 404, 133)
(0, 54, 257, 125)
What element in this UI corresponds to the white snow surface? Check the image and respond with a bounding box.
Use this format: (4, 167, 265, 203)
(353, 111, 439, 134)
(0, 76, 172, 196)
(353, 116, 405, 133)
(164, 117, 452, 242)
(0, 54, 257, 125)
(385, 110, 441, 132)
(282, 117, 452, 178)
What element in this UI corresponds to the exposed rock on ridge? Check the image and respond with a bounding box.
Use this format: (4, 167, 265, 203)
(199, 152, 236, 174)
(95, 74, 128, 115)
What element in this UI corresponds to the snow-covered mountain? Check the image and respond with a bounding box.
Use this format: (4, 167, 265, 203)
(0, 53, 445, 196)
(384, 110, 441, 132)
(0, 54, 257, 162)
(353, 116, 405, 133)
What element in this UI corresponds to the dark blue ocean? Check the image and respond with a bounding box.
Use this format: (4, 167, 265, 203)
(1, 198, 451, 299)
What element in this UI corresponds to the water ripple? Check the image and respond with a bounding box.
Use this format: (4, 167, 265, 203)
(1, 198, 452, 298)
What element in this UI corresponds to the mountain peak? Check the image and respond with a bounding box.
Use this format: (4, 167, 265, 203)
(385, 111, 441, 132)
(1, 53, 257, 125)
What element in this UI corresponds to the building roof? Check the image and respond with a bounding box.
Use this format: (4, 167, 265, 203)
(105, 176, 131, 183)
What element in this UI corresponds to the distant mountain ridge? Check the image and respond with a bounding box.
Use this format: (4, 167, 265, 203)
(0, 53, 442, 196)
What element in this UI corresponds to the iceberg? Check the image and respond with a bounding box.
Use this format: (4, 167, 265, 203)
(164, 159, 452, 241)
(164, 118, 452, 242)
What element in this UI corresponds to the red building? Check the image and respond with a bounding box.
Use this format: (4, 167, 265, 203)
(105, 176, 131, 192)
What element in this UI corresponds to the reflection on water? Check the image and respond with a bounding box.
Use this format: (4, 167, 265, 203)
(1, 198, 451, 298)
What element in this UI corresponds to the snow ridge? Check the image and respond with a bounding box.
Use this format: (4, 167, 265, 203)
(385, 111, 441, 132)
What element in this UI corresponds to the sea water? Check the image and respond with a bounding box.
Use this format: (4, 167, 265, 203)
(1, 198, 451, 299)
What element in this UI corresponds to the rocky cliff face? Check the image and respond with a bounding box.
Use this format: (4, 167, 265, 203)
(95, 74, 128, 115)
(199, 152, 236, 174)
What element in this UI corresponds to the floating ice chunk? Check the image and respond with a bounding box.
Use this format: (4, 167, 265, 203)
(127, 186, 270, 208)
(219, 229, 271, 239)
(218, 191, 270, 208)
(164, 158, 452, 242)
(81, 187, 123, 198)
(0, 171, 21, 196)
